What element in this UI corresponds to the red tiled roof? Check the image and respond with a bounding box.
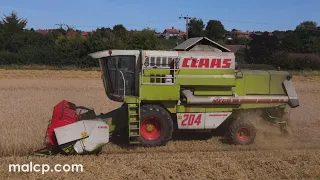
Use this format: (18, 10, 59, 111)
(36, 29, 55, 34)
(164, 28, 180, 34)
(81, 31, 95, 37)
(66, 31, 79, 37)
(164, 27, 185, 35)
(179, 31, 186, 36)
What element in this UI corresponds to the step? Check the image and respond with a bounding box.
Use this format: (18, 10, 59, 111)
(130, 124, 139, 128)
(129, 141, 140, 144)
(129, 121, 140, 124)
(129, 132, 140, 137)
(128, 104, 138, 108)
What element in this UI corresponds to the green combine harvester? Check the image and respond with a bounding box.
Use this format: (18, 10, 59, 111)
(34, 38, 299, 156)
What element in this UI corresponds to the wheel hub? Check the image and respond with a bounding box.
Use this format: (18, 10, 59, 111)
(146, 124, 155, 132)
(237, 128, 250, 142)
(140, 117, 161, 140)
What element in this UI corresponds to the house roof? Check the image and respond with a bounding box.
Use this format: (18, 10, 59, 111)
(66, 31, 79, 37)
(36, 29, 55, 34)
(164, 29, 180, 34)
(163, 27, 185, 35)
(173, 37, 231, 52)
(81, 31, 95, 37)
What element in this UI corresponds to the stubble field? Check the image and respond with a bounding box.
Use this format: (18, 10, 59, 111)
(0, 69, 320, 180)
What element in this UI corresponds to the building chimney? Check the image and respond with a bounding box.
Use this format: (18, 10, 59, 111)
(172, 26, 174, 29)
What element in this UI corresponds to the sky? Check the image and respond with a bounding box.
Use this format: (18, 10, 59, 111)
(1, 0, 320, 33)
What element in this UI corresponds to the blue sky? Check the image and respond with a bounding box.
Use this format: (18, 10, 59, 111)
(1, 0, 320, 32)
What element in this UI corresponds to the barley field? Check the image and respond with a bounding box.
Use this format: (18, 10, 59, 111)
(0, 69, 320, 179)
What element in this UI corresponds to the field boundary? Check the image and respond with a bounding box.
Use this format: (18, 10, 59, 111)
(1, 65, 320, 76)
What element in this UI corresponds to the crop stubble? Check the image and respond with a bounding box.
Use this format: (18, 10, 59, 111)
(0, 70, 319, 179)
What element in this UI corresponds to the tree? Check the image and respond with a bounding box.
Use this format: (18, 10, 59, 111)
(249, 32, 280, 64)
(0, 21, 4, 49)
(281, 31, 301, 52)
(296, 21, 317, 30)
(235, 48, 248, 64)
(293, 21, 320, 53)
(1, 11, 27, 33)
(205, 20, 226, 40)
(0, 21, 3, 31)
(113, 24, 127, 37)
(113, 24, 128, 49)
(273, 30, 286, 41)
(188, 19, 205, 38)
(128, 28, 160, 50)
(235, 37, 249, 45)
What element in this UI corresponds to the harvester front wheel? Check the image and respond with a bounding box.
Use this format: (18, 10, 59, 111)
(228, 118, 256, 145)
(140, 105, 173, 147)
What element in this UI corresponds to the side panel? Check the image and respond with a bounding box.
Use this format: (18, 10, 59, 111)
(82, 122, 109, 152)
(177, 113, 205, 129)
(176, 112, 232, 129)
(176, 75, 236, 86)
(243, 70, 270, 95)
(140, 85, 180, 100)
(204, 112, 232, 129)
(54, 121, 87, 145)
(269, 71, 288, 95)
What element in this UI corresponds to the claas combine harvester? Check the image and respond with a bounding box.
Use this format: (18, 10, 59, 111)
(34, 48, 299, 156)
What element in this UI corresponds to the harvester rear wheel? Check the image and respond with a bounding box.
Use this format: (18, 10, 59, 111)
(228, 118, 256, 145)
(140, 105, 173, 147)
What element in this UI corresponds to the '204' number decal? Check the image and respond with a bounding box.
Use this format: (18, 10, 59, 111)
(181, 114, 202, 126)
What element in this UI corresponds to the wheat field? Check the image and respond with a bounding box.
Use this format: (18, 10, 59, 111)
(0, 70, 320, 179)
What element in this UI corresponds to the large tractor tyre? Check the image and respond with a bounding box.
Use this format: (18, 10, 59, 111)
(139, 105, 173, 147)
(228, 118, 257, 145)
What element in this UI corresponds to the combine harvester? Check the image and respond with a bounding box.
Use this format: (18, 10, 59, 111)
(34, 39, 299, 156)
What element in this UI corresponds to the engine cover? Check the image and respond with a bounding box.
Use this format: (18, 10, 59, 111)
(47, 100, 78, 145)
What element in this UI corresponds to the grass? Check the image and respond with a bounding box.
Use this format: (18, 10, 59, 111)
(0, 70, 320, 179)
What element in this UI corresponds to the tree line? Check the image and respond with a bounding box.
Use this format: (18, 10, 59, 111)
(0, 11, 320, 70)
(0, 12, 172, 68)
(187, 19, 320, 70)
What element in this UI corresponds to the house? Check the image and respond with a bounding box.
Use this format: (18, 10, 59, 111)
(36, 29, 95, 37)
(173, 37, 231, 52)
(36, 29, 56, 34)
(81, 31, 95, 37)
(163, 27, 186, 39)
(66, 31, 79, 37)
(226, 29, 264, 40)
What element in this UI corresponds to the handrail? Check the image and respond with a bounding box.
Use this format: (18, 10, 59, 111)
(119, 70, 125, 98)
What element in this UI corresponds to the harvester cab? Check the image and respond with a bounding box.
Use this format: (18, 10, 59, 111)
(34, 49, 299, 156)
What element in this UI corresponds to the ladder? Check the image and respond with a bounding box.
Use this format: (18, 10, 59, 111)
(127, 103, 140, 144)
